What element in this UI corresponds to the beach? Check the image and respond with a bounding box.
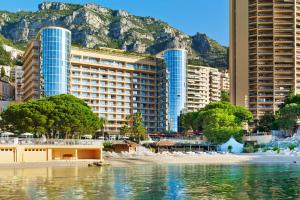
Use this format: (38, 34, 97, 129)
(0, 152, 300, 169)
(104, 153, 300, 166)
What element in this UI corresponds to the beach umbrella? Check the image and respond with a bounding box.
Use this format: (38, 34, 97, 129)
(1, 132, 14, 138)
(21, 133, 34, 138)
(82, 134, 93, 139)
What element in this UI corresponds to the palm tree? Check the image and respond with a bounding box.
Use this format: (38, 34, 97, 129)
(99, 117, 107, 137)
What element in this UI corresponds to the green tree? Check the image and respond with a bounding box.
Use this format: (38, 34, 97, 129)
(99, 117, 107, 137)
(220, 90, 230, 102)
(181, 101, 252, 144)
(273, 94, 300, 135)
(120, 125, 129, 137)
(276, 103, 300, 134)
(180, 112, 201, 132)
(255, 112, 276, 132)
(202, 108, 244, 143)
(1, 94, 103, 138)
(1, 67, 6, 78)
(125, 112, 147, 143)
(0, 44, 13, 66)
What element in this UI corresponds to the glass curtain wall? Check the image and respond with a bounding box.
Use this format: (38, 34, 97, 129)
(164, 49, 187, 132)
(40, 27, 71, 96)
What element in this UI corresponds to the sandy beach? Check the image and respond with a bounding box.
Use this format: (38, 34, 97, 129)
(1, 153, 300, 169)
(104, 153, 300, 166)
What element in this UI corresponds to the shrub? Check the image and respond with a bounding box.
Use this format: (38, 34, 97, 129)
(272, 147, 279, 152)
(288, 144, 297, 151)
(103, 141, 113, 149)
(262, 147, 270, 152)
(244, 144, 255, 153)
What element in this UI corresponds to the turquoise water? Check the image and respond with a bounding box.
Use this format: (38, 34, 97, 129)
(0, 164, 299, 199)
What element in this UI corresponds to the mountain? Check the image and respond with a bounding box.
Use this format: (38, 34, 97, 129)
(0, 2, 228, 68)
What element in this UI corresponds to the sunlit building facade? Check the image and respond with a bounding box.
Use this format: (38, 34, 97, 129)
(248, 0, 300, 119)
(22, 41, 41, 101)
(70, 48, 167, 134)
(186, 65, 227, 112)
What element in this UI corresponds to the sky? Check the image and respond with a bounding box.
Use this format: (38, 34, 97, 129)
(0, 0, 229, 46)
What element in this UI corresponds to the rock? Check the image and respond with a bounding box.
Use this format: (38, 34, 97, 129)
(38, 2, 69, 11)
(0, 2, 228, 68)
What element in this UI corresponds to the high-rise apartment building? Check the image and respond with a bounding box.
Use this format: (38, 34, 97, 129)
(229, 0, 249, 107)
(209, 68, 222, 102)
(248, 0, 300, 119)
(22, 41, 41, 101)
(186, 65, 210, 112)
(220, 69, 230, 92)
(186, 65, 229, 112)
(13, 66, 24, 102)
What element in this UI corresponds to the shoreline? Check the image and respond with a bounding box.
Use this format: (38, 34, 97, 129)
(104, 154, 300, 166)
(0, 160, 100, 169)
(0, 154, 300, 169)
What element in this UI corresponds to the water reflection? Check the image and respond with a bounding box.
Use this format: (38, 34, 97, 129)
(0, 164, 300, 199)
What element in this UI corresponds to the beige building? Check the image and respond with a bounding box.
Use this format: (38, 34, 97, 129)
(229, 0, 249, 107)
(209, 68, 222, 102)
(0, 141, 102, 163)
(186, 65, 229, 112)
(22, 41, 41, 101)
(186, 65, 210, 112)
(248, 0, 300, 119)
(220, 69, 230, 92)
(70, 47, 167, 134)
(12, 66, 24, 102)
(22, 45, 168, 134)
(0, 80, 14, 101)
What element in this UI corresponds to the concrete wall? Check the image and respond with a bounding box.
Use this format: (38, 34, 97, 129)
(77, 149, 100, 159)
(243, 135, 273, 145)
(23, 148, 48, 162)
(0, 148, 15, 163)
(0, 145, 102, 163)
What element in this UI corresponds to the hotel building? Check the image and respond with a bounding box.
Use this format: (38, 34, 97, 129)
(22, 26, 228, 134)
(22, 27, 168, 134)
(248, 0, 300, 119)
(70, 48, 167, 134)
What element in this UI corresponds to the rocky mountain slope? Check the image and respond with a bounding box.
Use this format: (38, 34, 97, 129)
(0, 2, 228, 68)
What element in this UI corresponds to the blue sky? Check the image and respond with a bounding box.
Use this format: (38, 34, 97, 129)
(0, 0, 229, 46)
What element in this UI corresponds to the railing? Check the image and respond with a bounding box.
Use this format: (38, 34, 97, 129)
(0, 138, 103, 146)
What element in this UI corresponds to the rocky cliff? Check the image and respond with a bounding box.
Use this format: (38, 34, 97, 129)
(0, 2, 228, 68)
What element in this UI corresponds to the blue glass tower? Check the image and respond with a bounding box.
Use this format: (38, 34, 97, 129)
(164, 49, 187, 132)
(40, 27, 71, 96)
